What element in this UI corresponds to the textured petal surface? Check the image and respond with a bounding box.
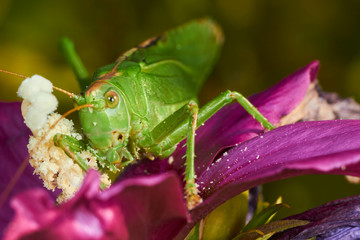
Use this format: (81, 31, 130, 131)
(272, 194, 360, 239)
(4, 170, 188, 240)
(176, 120, 360, 238)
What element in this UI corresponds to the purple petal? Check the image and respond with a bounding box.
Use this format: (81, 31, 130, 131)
(272, 194, 360, 239)
(176, 120, 360, 238)
(0, 102, 57, 237)
(4, 170, 188, 240)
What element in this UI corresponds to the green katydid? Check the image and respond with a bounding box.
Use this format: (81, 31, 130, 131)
(27, 18, 275, 209)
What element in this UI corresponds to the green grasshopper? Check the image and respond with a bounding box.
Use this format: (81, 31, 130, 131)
(54, 18, 274, 209)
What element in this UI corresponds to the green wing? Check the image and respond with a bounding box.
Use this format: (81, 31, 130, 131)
(119, 18, 224, 104)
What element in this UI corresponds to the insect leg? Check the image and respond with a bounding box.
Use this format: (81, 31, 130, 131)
(154, 90, 274, 156)
(147, 91, 273, 209)
(183, 92, 274, 209)
(185, 101, 202, 210)
(59, 37, 91, 91)
(53, 133, 89, 171)
(197, 90, 274, 130)
(230, 92, 275, 130)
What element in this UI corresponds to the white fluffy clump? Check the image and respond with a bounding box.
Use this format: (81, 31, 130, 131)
(17, 75, 110, 202)
(17, 75, 58, 131)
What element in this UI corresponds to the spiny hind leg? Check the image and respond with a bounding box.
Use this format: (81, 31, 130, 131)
(143, 100, 203, 209)
(184, 91, 274, 209)
(196, 90, 275, 131)
(230, 91, 274, 130)
(147, 91, 274, 210)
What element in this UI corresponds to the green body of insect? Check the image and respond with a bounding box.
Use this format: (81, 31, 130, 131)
(55, 18, 274, 209)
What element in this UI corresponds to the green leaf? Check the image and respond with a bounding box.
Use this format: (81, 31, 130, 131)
(242, 197, 289, 233)
(185, 222, 200, 240)
(202, 191, 249, 240)
(233, 219, 309, 240)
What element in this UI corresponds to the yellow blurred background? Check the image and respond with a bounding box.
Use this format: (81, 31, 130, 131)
(1, 0, 360, 219)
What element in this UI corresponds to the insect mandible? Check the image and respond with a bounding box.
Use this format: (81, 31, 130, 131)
(32, 18, 275, 209)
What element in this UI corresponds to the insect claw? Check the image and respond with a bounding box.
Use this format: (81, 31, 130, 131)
(185, 186, 203, 210)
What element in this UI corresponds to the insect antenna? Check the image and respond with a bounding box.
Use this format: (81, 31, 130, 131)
(0, 69, 75, 98)
(50, 103, 94, 127)
(0, 69, 27, 79)
(0, 99, 93, 209)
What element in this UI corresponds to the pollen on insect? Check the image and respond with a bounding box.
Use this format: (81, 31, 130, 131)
(223, 151, 228, 156)
(26, 113, 111, 202)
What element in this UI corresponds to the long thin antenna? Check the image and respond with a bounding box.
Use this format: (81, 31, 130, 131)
(0, 69, 27, 79)
(53, 86, 75, 98)
(0, 69, 76, 97)
(49, 103, 93, 129)
(0, 103, 93, 210)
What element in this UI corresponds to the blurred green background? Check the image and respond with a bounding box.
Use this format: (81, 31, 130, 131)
(1, 0, 360, 219)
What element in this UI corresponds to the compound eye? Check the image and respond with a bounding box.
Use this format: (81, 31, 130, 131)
(105, 90, 119, 108)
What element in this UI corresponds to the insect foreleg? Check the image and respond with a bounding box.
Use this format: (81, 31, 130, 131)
(53, 133, 89, 171)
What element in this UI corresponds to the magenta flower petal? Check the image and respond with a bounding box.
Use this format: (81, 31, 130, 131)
(4, 170, 188, 240)
(174, 120, 360, 238)
(272, 194, 360, 239)
(0, 102, 57, 237)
